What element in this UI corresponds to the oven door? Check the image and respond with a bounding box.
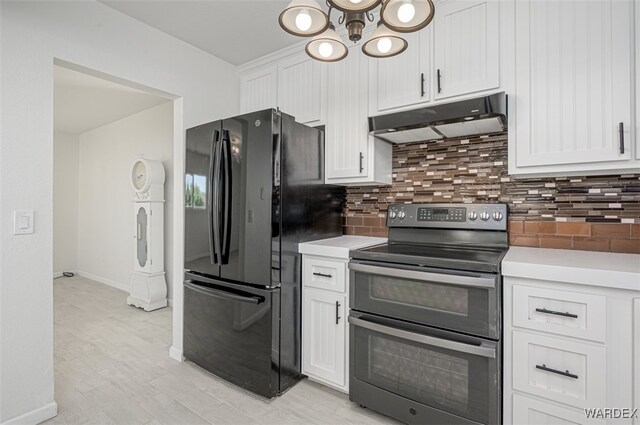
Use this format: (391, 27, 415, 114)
(349, 312, 501, 425)
(349, 261, 500, 340)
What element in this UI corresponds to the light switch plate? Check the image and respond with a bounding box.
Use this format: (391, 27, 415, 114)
(13, 210, 34, 235)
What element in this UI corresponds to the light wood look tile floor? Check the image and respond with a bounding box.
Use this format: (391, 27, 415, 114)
(47, 276, 396, 425)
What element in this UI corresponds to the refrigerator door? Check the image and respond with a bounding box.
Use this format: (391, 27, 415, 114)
(219, 110, 278, 287)
(183, 272, 280, 398)
(185, 120, 222, 278)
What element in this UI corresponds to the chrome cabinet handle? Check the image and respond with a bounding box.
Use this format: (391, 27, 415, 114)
(349, 316, 496, 358)
(359, 152, 364, 174)
(349, 262, 496, 289)
(335, 301, 341, 324)
(420, 72, 425, 97)
(619, 122, 625, 154)
(535, 308, 578, 319)
(536, 364, 578, 379)
(437, 69, 442, 94)
(313, 272, 332, 278)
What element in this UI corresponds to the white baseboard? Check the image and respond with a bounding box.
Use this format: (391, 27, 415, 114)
(1, 401, 57, 425)
(75, 270, 129, 293)
(169, 346, 183, 362)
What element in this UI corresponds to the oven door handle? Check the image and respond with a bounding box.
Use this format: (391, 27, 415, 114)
(349, 262, 496, 289)
(349, 316, 497, 358)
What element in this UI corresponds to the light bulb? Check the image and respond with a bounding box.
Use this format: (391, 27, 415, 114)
(350, 0, 363, 3)
(295, 10, 312, 31)
(318, 42, 334, 58)
(397, 2, 416, 23)
(377, 37, 392, 54)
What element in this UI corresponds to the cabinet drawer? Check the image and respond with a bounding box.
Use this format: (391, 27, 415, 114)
(513, 331, 606, 409)
(303, 256, 346, 293)
(513, 285, 606, 343)
(512, 393, 605, 425)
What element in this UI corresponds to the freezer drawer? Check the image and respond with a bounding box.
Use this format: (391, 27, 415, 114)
(183, 275, 281, 398)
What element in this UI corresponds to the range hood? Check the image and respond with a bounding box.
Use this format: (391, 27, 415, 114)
(369, 92, 507, 144)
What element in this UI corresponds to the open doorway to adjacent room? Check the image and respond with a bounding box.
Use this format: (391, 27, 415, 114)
(52, 62, 177, 407)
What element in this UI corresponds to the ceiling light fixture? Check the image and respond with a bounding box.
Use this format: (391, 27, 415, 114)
(279, 0, 435, 61)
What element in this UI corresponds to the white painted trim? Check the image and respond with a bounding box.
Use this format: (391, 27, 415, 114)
(171, 98, 186, 361)
(169, 346, 183, 362)
(75, 270, 128, 293)
(0, 402, 57, 425)
(167, 298, 174, 307)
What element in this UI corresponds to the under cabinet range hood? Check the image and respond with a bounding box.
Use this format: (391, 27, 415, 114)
(369, 92, 507, 144)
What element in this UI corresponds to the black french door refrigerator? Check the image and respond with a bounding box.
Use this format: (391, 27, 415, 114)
(184, 109, 342, 398)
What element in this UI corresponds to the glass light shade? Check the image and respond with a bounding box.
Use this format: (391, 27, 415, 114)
(381, 0, 435, 33)
(362, 22, 408, 58)
(305, 24, 349, 62)
(328, 0, 381, 12)
(279, 0, 329, 37)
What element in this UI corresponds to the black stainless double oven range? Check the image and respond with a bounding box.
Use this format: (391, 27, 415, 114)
(349, 203, 508, 425)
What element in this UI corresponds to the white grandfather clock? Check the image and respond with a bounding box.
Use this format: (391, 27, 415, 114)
(128, 157, 167, 311)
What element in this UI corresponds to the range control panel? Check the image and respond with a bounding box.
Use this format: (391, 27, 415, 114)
(387, 203, 508, 231)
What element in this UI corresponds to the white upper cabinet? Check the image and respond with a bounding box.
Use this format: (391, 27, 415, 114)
(433, 0, 500, 99)
(277, 52, 327, 125)
(369, 30, 431, 115)
(240, 64, 278, 114)
(326, 42, 392, 185)
(509, 0, 637, 176)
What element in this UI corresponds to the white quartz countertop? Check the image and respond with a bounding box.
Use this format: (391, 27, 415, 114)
(299, 236, 387, 259)
(503, 246, 640, 292)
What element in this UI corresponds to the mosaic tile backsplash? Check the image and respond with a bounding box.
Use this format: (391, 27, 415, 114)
(344, 132, 640, 253)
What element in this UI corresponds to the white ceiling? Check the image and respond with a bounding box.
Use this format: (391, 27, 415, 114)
(99, 0, 303, 66)
(54, 65, 170, 134)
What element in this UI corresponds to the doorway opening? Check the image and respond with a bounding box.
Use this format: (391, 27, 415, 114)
(52, 61, 180, 415)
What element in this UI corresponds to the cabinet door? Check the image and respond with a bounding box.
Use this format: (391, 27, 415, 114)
(277, 53, 326, 125)
(369, 30, 430, 115)
(514, 0, 633, 168)
(433, 0, 499, 99)
(326, 44, 369, 180)
(302, 288, 346, 388)
(240, 65, 278, 114)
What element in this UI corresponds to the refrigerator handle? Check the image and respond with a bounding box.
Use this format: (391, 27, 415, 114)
(208, 129, 220, 265)
(212, 129, 223, 265)
(221, 129, 232, 263)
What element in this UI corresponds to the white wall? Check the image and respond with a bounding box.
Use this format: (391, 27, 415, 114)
(53, 131, 79, 275)
(0, 1, 239, 423)
(76, 102, 175, 299)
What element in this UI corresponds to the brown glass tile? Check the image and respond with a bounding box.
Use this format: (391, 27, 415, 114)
(539, 236, 573, 250)
(592, 224, 631, 239)
(632, 224, 640, 239)
(610, 239, 640, 254)
(510, 234, 540, 247)
(572, 237, 611, 252)
(509, 221, 524, 234)
(524, 221, 557, 235)
(557, 222, 591, 236)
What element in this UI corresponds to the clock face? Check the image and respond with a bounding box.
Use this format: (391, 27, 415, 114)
(132, 161, 147, 191)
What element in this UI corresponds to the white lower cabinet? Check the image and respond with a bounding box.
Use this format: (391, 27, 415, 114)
(302, 288, 346, 389)
(301, 253, 350, 392)
(505, 277, 637, 424)
(513, 393, 605, 425)
(635, 299, 640, 425)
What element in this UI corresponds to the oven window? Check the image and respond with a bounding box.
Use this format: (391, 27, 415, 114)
(353, 323, 495, 424)
(371, 336, 469, 413)
(371, 277, 468, 315)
